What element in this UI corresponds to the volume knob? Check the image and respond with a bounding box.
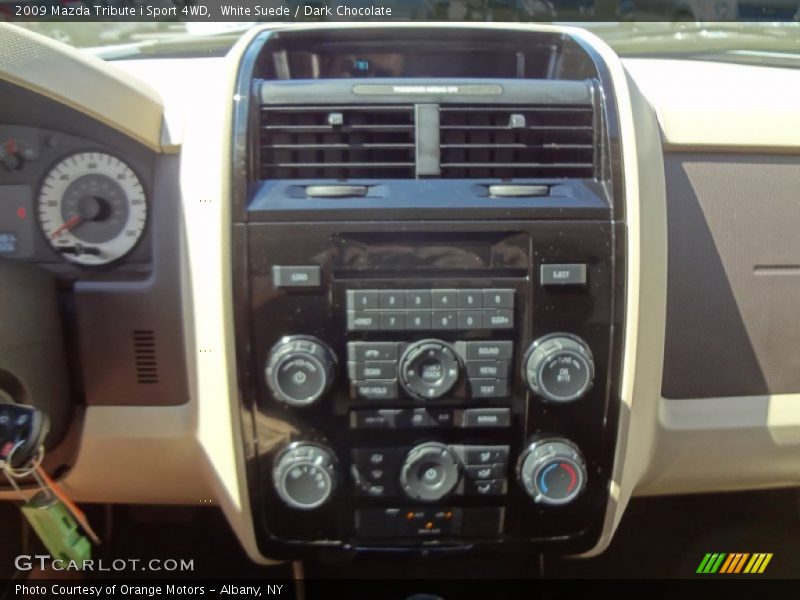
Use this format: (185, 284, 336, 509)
(265, 336, 336, 407)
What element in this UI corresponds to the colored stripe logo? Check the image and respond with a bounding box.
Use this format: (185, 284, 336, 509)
(697, 553, 773, 574)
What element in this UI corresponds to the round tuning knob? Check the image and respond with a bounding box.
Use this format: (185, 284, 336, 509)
(398, 339, 461, 400)
(399, 442, 461, 502)
(523, 334, 594, 403)
(517, 438, 587, 506)
(273, 443, 338, 510)
(265, 336, 336, 407)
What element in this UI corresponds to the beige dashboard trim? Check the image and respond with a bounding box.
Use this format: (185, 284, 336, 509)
(179, 27, 275, 564)
(623, 58, 800, 151)
(0, 23, 170, 153)
(60, 405, 211, 504)
(638, 394, 800, 495)
(566, 28, 668, 557)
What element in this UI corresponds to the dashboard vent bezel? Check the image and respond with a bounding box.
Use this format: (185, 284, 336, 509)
(438, 104, 596, 180)
(256, 101, 597, 182)
(258, 105, 416, 179)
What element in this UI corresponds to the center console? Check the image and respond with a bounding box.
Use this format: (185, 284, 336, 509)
(231, 26, 625, 559)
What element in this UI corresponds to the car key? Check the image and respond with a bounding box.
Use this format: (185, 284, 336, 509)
(0, 404, 48, 469)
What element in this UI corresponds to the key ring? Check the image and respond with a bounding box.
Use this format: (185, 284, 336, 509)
(1, 441, 45, 479)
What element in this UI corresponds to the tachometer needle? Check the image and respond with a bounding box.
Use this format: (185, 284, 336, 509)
(49, 214, 83, 240)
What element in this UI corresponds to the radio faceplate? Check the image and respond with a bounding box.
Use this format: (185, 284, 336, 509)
(232, 220, 623, 558)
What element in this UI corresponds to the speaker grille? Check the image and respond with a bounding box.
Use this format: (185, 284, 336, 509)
(133, 330, 158, 385)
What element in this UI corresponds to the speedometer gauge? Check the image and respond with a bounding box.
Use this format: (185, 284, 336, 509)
(37, 152, 147, 266)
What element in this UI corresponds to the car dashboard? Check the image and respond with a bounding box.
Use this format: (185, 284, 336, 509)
(0, 21, 799, 566)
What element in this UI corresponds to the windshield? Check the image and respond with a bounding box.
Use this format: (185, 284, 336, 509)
(6, 1, 800, 67)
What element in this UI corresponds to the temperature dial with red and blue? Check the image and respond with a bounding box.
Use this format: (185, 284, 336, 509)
(517, 439, 587, 506)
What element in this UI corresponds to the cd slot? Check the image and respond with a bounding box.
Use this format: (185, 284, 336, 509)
(331, 231, 530, 272)
(332, 268, 527, 280)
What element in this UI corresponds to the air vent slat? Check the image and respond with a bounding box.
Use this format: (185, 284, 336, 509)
(439, 125, 593, 131)
(262, 125, 415, 132)
(266, 105, 413, 112)
(439, 106, 591, 113)
(442, 163, 593, 169)
(439, 104, 595, 179)
(266, 143, 415, 150)
(260, 105, 416, 179)
(441, 143, 593, 150)
(264, 162, 415, 169)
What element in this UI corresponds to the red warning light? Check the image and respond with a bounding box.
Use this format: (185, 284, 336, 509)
(16, 207, 26, 219)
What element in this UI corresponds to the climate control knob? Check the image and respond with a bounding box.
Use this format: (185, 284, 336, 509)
(399, 442, 461, 502)
(265, 336, 336, 407)
(273, 443, 338, 510)
(398, 339, 461, 400)
(517, 438, 587, 506)
(523, 334, 594, 403)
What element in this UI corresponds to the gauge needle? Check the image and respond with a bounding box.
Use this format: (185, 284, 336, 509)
(49, 214, 83, 240)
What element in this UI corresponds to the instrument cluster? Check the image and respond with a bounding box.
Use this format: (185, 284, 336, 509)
(0, 124, 151, 272)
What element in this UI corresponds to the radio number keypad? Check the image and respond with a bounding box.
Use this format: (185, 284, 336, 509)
(346, 288, 514, 332)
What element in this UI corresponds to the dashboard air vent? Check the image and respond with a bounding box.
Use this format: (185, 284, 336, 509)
(259, 106, 416, 179)
(439, 105, 595, 179)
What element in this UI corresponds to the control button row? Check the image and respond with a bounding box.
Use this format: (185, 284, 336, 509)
(347, 289, 514, 311)
(349, 407, 510, 429)
(354, 507, 504, 539)
(346, 309, 513, 331)
(352, 446, 510, 499)
(350, 379, 509, 400)
(350, 358, 509, 382)
(353, 445, 509, 468)
(348, 341, 512, 363)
